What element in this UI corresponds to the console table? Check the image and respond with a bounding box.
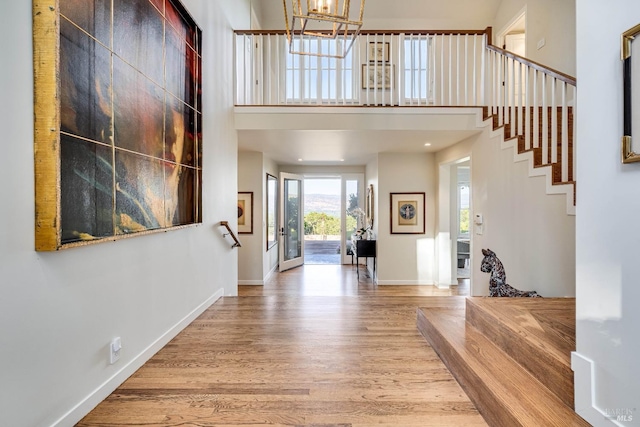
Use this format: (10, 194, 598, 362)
(352, 238, 377, 280)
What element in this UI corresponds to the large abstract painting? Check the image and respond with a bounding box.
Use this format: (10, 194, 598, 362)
(33, 0, 202, 250)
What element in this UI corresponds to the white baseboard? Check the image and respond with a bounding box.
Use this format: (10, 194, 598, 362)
(238, 280, 264, 285)
(435, 282, 458, 289)
(52, 288, 224, 427)
(375, 280, 435, 286)
(571, 351, 623, 427)
(263, 264, 278, 283)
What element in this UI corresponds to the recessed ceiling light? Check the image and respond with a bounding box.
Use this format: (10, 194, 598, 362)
(340, 159, 345, 162)
(424, 143, 432, 147)
(298, 158, 303, 162)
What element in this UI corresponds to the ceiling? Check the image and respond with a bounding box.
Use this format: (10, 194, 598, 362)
(239, 0, 501, 166)
(252, 0, 502, 30)
(238, 129, 480, 166)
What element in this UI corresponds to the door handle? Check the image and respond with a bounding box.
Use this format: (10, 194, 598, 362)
(279, 227, 286, 236)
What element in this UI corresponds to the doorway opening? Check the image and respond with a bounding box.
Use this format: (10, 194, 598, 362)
(456, 164, 470, 279)
(303, 178, 342, 264)
(498, 9, 526, 55)
(299, 174, 365, 265)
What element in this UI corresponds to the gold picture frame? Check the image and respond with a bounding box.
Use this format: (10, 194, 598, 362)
(622, 23, 640, 163)
(33, 0, 203, 250)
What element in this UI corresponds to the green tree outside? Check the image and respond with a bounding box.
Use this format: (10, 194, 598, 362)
(459, 208, 470, 234)
(304, 212, 356, 236)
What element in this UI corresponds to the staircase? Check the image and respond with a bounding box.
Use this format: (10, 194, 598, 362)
(484, 42, 577, 215)
(417, 297, 589, 427)
(485, 105, 576, 214)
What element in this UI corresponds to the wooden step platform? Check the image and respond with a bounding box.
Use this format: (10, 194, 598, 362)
(417, 297, 589, 427)
(466, 297, 575, 408)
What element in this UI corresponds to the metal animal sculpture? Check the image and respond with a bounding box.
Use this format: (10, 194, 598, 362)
(480, 248, 541, 297)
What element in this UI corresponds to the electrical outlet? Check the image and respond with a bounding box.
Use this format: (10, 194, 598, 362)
(109, 337, 121, 364)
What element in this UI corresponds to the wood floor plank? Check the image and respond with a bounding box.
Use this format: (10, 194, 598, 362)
(77, 266, 484, 426)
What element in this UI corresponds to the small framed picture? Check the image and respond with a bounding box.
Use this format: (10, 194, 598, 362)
(362, 64, 394, 90)
(368, 41, 389, 62)
(390, 192, 425, 234)
(366, 184, 374, 227)
(237, 192, 253, 234)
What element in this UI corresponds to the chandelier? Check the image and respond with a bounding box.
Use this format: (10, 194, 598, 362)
(283, 0, 365, 58)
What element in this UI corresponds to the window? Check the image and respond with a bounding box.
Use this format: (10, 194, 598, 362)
(285, 38, 356, 102)
(403, 36, 432, 103)
(457, 165, 470, 238)
(458, 184, 470, 237)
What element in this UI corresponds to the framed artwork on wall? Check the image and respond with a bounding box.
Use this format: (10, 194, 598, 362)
(237, 192, 253, 234)
(33, 0, 202, 250)
(266, 174, 278, 250)
(390, 192, 425, 234)
(362, 64, 394, 90)
(622, 22, 640, 163)
(368, 41, 389, 62)
(366, 184, 374, 227)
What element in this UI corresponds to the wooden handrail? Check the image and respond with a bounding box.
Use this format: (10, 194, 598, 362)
(486, 44, 576, 86)
(234, 29, 490, 36)
(234, 26, 574, 85)
(219, 221, 242, 248)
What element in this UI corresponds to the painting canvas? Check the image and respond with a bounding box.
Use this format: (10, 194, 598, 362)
(34, 0, 203, 250)
(390, 192, 425, 234)
(237, 192, 253, 234)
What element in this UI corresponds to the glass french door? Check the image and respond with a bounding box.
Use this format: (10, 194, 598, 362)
(279, 172, 304, 272)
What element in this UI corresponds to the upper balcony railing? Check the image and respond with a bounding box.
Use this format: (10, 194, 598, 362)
(235, 28, 577, 184)
(235, 29, 489, 107)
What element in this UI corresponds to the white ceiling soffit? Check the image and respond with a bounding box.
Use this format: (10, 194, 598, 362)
(235, 107, 482, 165)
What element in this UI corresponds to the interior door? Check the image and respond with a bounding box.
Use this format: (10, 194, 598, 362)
(279, 172, 305, 272)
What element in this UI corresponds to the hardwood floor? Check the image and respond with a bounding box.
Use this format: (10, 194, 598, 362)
(78, 265, 484, 426)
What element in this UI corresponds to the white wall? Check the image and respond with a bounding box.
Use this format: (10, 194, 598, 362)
(0, 1, 246, 425)
(437, 127, 575, 297)
(573, 1, 640, 424)
(238, 151, 264, 284)
(494, 0, 576, 76)
(259, 0, 498, 31)
(376, 153, 437, 285)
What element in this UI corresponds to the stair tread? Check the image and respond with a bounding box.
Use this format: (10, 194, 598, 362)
(465, 297, 575, 364)
(486, 110, 576, 207)
(417, 305, 589, 427)
(464, 298, 576, 408)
